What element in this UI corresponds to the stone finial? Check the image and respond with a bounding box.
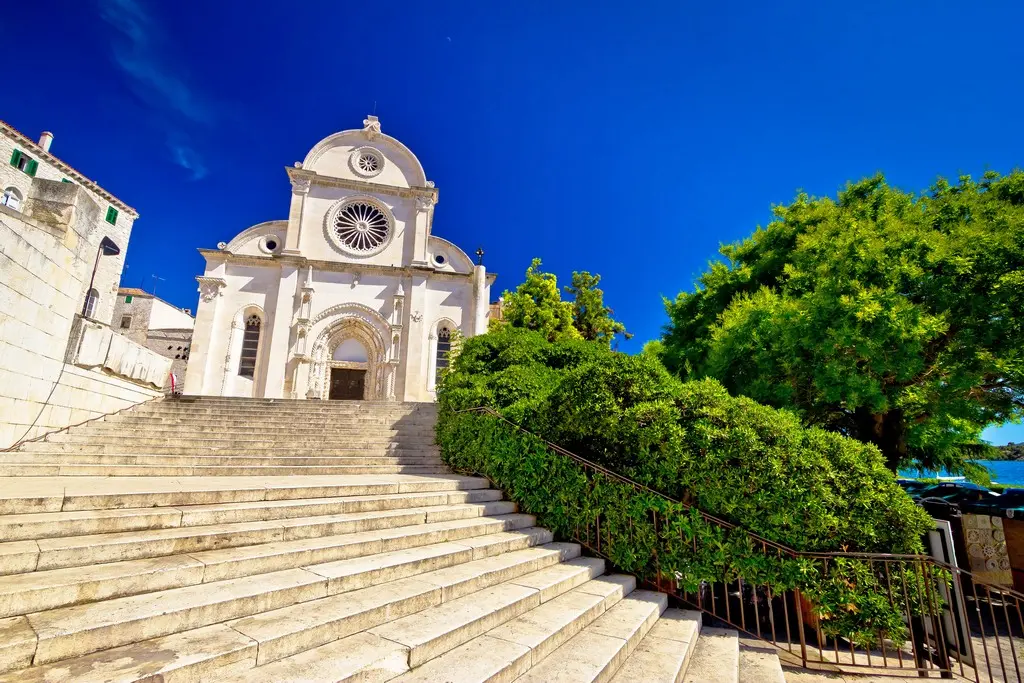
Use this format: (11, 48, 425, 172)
(363, 115, 382, 139)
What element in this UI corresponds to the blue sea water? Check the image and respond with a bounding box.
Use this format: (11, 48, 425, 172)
(900, 460, 1024, 487)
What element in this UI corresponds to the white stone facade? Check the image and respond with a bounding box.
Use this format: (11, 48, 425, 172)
(184, 117, 494, 402)
(0, 122, 137, 325)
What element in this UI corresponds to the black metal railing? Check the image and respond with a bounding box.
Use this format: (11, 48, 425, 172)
(453, 407, 1024, 682)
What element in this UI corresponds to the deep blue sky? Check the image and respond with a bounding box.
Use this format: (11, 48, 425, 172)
(4, 1, 1023, 442)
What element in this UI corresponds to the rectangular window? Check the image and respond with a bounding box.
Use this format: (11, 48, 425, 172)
(10, 150, 37, 176)
(105, 207, 119, 225)
(238, 319, 262, 378)
(124, 294, 133, 303)
(120, 315, 132, 329)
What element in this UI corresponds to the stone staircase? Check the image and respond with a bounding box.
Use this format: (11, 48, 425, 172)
(0, 397, 795, 682)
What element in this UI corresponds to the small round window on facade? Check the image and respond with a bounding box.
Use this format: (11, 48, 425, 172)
(258, 235, 281, 254)
(350, 147, 385, 178)
(433, 253, 446, 266)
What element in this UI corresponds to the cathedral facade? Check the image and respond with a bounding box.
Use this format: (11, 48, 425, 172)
(183, 117, 493, 401)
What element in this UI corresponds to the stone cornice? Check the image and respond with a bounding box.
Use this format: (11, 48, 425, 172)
(0, 120, 139, 217)
(285, 166, 438, 204)
(198, 249, 495, 283)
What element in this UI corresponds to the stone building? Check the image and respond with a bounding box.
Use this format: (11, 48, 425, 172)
(1, 123, 136, 325)
(0, 122, 169, 447)
(112, 287, 195, 387)
(184, 116, 494, 401)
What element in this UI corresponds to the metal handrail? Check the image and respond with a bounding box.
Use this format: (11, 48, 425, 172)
(452, 406, 1024, 681)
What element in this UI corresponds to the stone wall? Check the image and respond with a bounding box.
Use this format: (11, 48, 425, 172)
(0, 197, 164, 448)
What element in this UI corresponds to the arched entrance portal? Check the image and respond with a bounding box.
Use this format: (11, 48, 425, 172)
(307, 315, 391, 400)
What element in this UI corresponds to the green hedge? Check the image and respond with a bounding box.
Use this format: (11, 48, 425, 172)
(436, 326, 936, 644)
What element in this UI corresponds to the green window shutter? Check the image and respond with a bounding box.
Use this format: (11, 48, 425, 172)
(61, 178, 71, 183)
(125, 294, 133, 303)
(105, 207, 118, 225)
(9, 150, 21, 167)
(25, 159, 38, 177)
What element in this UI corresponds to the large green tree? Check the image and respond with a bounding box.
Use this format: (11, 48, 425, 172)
(565, 271, 630, 347)
(497, 258, 580, 342)
(661, 171, 1024, 475)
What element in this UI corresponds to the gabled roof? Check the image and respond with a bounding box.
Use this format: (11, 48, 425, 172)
(1, 120, 139, 217)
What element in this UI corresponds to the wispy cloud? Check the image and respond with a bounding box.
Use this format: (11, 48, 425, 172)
(169, 139, 208, 180)
(98, 0, 215, 179)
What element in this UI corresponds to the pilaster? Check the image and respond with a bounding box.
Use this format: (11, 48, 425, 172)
(284, 167, 314, 255)
(183, 277, 227, 395)
(262, 264, 300, 397)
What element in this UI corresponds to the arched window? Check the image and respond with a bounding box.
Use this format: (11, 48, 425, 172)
(83, 288, 99, 319)
(1, 187, 22, 211)
(238, 314, 262, 378)
(435, 326, 452, 384)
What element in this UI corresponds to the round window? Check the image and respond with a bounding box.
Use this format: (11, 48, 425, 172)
(329, 200, 393, 255)
(350, 147, 385, 178)
(258, 235, 282, 254)
(433, 253, 446, 266)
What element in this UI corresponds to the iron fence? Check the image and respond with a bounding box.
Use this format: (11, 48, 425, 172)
(455, 407, 1024, 681)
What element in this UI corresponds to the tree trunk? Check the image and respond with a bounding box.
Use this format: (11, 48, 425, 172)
(853, 408, 908, 472)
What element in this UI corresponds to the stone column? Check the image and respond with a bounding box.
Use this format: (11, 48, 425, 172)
(183, 277, 226, 395)
(262, 263, 300, 398)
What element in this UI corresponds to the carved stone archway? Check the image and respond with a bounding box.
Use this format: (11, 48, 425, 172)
(307, 314, 394, 400)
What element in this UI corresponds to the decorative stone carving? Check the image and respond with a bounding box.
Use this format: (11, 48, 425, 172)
(217, 242, 228, 250)
(411, 311, 423, 323)
(196, 277, 226, 303)
(415, 195, 436, 211)
(363, 115, 382, 139)
(290, 175, 312, 195)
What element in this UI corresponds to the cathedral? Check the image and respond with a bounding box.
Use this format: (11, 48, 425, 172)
(183, 116, 493, 401)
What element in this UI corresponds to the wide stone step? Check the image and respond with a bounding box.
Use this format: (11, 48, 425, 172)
(0, 520, 545, 620)
(610, 609, 702, 682)
(2, 453, 443, 466)
(62, 428, 437, 443)
(18, 441, 438, 455)
(0, 502, 520, 575)
(0, 463, 452, 477)
(1, 540, 567, 674)
(41, 433, 438, 447)
(0, 474, 490, 515)
(390, 574, 636, 683)
(0, 489, 502, 541)
(514, 589, 668, 682)
(738, 641, 786, 683)
(126, 409, 436, 419)
(227, 547, 591, 669)
(101, 414, 439, 428)
(682, 627, 740, 683)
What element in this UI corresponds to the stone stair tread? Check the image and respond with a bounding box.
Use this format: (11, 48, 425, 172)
(0, 622, 257, 683)
(27, 567, 327, 665)
(0, 523, 545, 618)
(2, 503, 521, 573)
(513, 590, 668, 683)
(682, 627, 740, 683)
(0, 489, 500, 542)
(229, 545, 579, 666)
(738, 642, 787, 683)
(609, 608, 702, 683)
(402, 572, 634, 682)
(211, 630, 410, 683)
(0, 473, 490, 514)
